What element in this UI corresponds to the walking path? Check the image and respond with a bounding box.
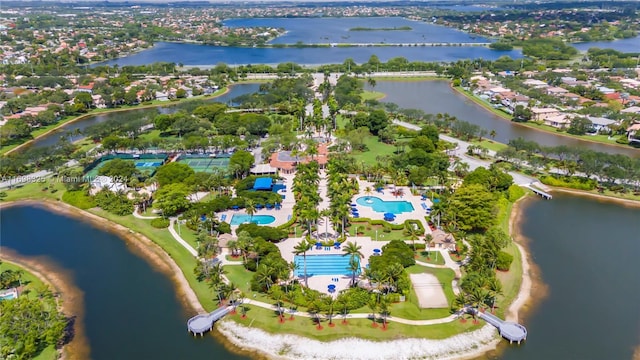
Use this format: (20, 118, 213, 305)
(239, 298, 460, 326)
(132, 208, 159, 219)
(167, 217, 199, 257)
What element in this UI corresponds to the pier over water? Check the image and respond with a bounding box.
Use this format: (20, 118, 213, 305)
(476, 310, 528, 344)
(187, 307, 231, 336)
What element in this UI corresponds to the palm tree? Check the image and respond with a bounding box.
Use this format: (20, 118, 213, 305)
(364, 186, 372, 200)
(489, 129, 497, 140)
(307, 299, 323, 329)
(245, 199, 256, 222)
(324, 297, 336, 327)
(379, 296, 391, 329)
(424, 234, 434, 258)
(487, 278, 503, 313)
(255, 265, 274, 291)
(336, 294, 350, 324)
(367, 298, 378, 328)
(293, 239, 312, 287)
(404, 225, 421, 254)
(342, 241, 364, 286)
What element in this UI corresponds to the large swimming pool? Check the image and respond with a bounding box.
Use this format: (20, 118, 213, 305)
(356, 196, 414, 214)
(230, 214, 276, 226)
(294, 254, 360, 276)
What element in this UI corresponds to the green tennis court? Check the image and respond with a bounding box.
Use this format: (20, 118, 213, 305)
(178, 157, 230, 173)
(85, 157, 166, 178)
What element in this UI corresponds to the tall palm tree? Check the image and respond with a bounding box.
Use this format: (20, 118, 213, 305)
(245, 199, 256, 222)
(404, 225, 421, 254)
(367, 298, 378, 328)
(342, 241, 364, 286)
(379, 296, 391, 329)
(487, 278, 503, 313)
(255, 265, 274, 291)
(293, 239, 312, 287)
(324, 297, 335, 327)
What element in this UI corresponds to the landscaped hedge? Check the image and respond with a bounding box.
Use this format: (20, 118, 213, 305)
(496, 251, 514, 271)
(351, 217, 404, 231)
(540, 175, 597, 190)
(237, 223, 288, 242)
(404, 219, 425, 235)
(150, 218, 170, 228)
(277, 212, 297, 230)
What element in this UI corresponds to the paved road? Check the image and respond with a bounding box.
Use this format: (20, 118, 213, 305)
(392, 119, 538, 186)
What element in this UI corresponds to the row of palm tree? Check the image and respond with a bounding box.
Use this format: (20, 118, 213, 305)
(326, 157, 359, 238)
(292, 162, 321, 238)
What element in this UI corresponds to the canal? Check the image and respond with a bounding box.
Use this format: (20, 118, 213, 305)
(1, 195, 639, 359)
(369, 80, 640, 157)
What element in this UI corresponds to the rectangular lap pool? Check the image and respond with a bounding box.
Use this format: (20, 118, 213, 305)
(356, 196, 414, 214)
(294, 254, 361, 276)
(230, 214, 275, 226)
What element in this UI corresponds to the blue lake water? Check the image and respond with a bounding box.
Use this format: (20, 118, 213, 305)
(356, 196, 415, 214)
(573, 36, 640, 53)
(294, 254, 359, 276)
(101, 41, 521, 66)
(224, 17, 490, 45)
(229, 214, 275, 226)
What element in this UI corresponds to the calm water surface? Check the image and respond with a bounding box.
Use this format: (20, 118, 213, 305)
(101, 42, 520, 67)
(370, 80, 640, 157)
(2, 196, 639, 360)
(573, 37, 640, 53)
(28, 83, 261, 149)
(500, 195, 640, 360)
(0, 205, 249, 360)
(224, 17, 490, 44)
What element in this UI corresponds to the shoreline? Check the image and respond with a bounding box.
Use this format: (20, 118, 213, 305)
(0, 196, 536, 360)
(3, 86, 232, 156)
(547, 186, 640, 208)
(0, 252, 90, 360)
(449, 84, 640, 154)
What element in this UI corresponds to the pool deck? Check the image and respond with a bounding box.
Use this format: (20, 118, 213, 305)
(219, 173, 295, 233)
(277, 235, 387, 296)
(353, 179, 434, 236)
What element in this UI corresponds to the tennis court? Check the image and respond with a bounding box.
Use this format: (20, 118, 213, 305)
(135, 161, 164, 168)
(85, 157, 166, 178)
(178, 157, 230, 173)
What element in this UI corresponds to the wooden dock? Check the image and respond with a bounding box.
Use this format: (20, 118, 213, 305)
(525, 185, 553, 199)
(187, 306, 231, 336)
(477, 310, 528, 344)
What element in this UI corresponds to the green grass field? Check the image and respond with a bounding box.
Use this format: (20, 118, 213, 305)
(350, 136, 397, 165)
(415, 251, 446, 266)
(1, 181, 65, 202)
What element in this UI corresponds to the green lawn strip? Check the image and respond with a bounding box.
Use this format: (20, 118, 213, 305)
(372, 76, 444, 82)
(494, 196, 523, 318)
(173, 222, 199, 249)
(86, 209, 218, 311)
(361, 90, 386, 101)
(0, 261, 48, 300)
(32, 345, 57, 360)
(346, 222, 407, 241)
(223, 264, 274, 304)
(468, 139, 508, 153)
(350, 136, 397, 166)
(453, 86, 511, 120)
(415, 251, 446, 266)
(226, 304, 480, 340)
(2, 181, 65, 202)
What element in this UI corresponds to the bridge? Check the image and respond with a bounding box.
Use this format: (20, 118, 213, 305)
(187, 306, 231, 336)
(524, 184, 553, 200)
(327, 42, 491, 47)
(477, 310, 528, 344)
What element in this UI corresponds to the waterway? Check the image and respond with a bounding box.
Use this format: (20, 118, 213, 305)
(573, 36, 640, 53)
(0, 205, 249, 360)
(1, 195, 639, 359)
(368, 80, 640, 157)
(27, 83, 261, 149)
(223, 17, 490, 45)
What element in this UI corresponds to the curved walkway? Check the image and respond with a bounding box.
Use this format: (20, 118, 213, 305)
(132, 209, 160, 219)
(167, 217, 198, 257)
(240, 298, 460, 326)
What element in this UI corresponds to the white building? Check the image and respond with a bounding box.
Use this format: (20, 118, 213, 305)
(90, 176, 126, 195)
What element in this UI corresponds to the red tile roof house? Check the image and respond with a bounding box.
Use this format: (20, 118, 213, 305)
(269, 143, 328, 174)
(76, 82, 94, 94)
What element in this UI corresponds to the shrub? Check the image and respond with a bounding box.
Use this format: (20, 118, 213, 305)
(409, 243, 426, 251)
(507, 184, 526, 202)
(237, 223, 288, 242)
(539, 175, 597, 190)
(496, 251, 514, 271)
(94, 189, 133, 215)
(62, 190, 97, 209)
(150, 218, 170, 228)
(404, 219, 425, 235)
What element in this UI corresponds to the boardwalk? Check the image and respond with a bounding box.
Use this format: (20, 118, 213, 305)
(477, 310, 527, 344)
(187, 306, 231, 336)
(524, 185, 553, 199)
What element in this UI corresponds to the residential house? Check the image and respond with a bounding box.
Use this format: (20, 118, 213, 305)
(155, 91, 169, 101)
(543, 113, 573, 128)
(626, 123, 640, 143)
(92, 94, 106, 108)
(621, 106, 640, 114)
(76, 82, 94, 94)
(90, 176, 126, 195)
(587, 116, 618, 133)
(523, 79, 548, 88)
(546, 86, 569, 96)
(269, 143, 329, 174)
(531, 107, 560, 121)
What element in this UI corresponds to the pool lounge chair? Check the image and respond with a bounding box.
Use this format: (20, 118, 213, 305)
(220, 214, 227, 222)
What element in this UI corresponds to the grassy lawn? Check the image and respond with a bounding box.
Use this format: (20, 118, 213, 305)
(519, 121, 624, 146)
(346, 222, 407, 242)
(223, 264, 274, 304)
(86, 209, 218, 311)
(228, 304, 481, 341)
(415, 251, 446, 266)
(453, 86, 512, 120)
(361, 90, 386, 101)
(468, 139, 508, 153)
(372, 76, 443, 82)
(1, 181, 65, 202)
(0, 261, 48, 300)
(32, 346, 57, 360)
(350, 136, 397, 166)
(494, 196, 524, 318)
(173, 222, 199, 249)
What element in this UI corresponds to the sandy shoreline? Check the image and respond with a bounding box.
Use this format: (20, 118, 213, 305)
(0, 252, 89, 360)
(1, 196, 536, 360)
(549, 186, 640, 208)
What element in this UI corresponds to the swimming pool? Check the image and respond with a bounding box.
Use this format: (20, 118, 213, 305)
(294, 254, 360, 276)
(356, 196, 414, 214)
(0, 291, 17, 301)
(230, 214, 276, 226)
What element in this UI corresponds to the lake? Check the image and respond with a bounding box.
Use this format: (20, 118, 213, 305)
(0, 205, 249, 360)
(573, 36, 640, 53)
(224, 17, 490, 45)
(2, 194, 639, 359)
(368, 80, 640, 157)
(100, 41, 521, 67)
(27, 83, 261, 149)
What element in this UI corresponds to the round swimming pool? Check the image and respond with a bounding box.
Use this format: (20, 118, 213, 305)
(356, 196, 414, 214)
(230, 214, 276, 226)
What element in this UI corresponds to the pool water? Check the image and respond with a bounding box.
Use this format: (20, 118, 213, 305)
(294, 254, 360, 276)
(356, 196, 414, 214)
(230, 214, 276, 226)
(0, 292, 17, 301)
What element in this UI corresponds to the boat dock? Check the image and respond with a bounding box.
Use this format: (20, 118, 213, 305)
(187, 306, 231, 336)
(477, 310, 528, 344)
(524, 184, 553, 199)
